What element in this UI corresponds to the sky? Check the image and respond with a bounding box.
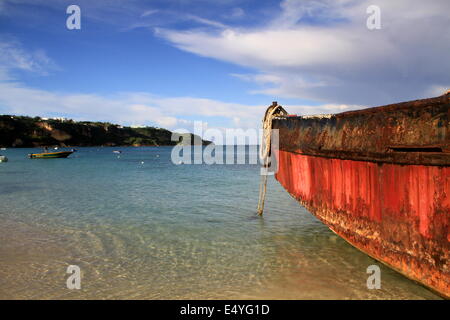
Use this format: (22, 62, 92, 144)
(0, 0, 449, 133)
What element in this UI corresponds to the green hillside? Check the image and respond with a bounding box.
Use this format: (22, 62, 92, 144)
(0, 115, 210, 147)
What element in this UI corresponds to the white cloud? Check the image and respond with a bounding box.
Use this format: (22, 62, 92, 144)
(0, 79, 360, 131)
(141, 9, 158, 17)
(230, 8, 244, 18)
(185, 14, 228, 29)
(3, 0, 438, 134)
(156, 0, 450, 105)
(0, 36, 359, 132)
(0, 38, 59, 79)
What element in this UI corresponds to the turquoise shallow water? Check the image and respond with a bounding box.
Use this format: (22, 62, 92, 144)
(0, 147, 440, 299)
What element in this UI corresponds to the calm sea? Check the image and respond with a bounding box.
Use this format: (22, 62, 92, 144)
(0, 147, 440, 299)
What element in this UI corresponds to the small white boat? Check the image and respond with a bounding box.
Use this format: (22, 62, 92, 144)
(0, 155, 8, 163)
(113, 150, 122, 154)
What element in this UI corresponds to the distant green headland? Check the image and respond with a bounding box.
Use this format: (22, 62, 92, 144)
(0, 115, 211, 148)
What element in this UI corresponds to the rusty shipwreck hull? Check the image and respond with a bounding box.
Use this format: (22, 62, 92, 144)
(272, 93, 450, 298)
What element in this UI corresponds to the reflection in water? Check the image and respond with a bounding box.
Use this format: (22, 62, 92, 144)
(0, 147, 440, 299)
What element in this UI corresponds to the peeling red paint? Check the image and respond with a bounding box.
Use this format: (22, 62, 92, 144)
(270, 94, 450, 297)
(275, 150, 450, 298)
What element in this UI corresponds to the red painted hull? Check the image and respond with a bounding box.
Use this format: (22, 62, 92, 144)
(271, 94, 450, 298)
(275, 151, 449, 297)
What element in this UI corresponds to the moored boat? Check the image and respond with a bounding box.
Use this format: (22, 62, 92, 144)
(28, 151, 73, 159)
(0, 155, 8, 162)
(265, 92, 450, 298)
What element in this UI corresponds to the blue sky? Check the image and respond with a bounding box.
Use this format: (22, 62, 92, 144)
(0, 0, 449, 131)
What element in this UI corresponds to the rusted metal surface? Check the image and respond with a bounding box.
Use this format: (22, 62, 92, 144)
(272, 94, 450, 166)
(272, 94, 450, 298)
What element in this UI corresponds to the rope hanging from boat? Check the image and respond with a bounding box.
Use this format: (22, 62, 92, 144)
(257, 102, 288, 215)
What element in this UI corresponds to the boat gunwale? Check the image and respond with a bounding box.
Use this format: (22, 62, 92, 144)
(276, 93, 450, 120)
(272, 93, 450, 166)
(28, 151, 73, 158)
